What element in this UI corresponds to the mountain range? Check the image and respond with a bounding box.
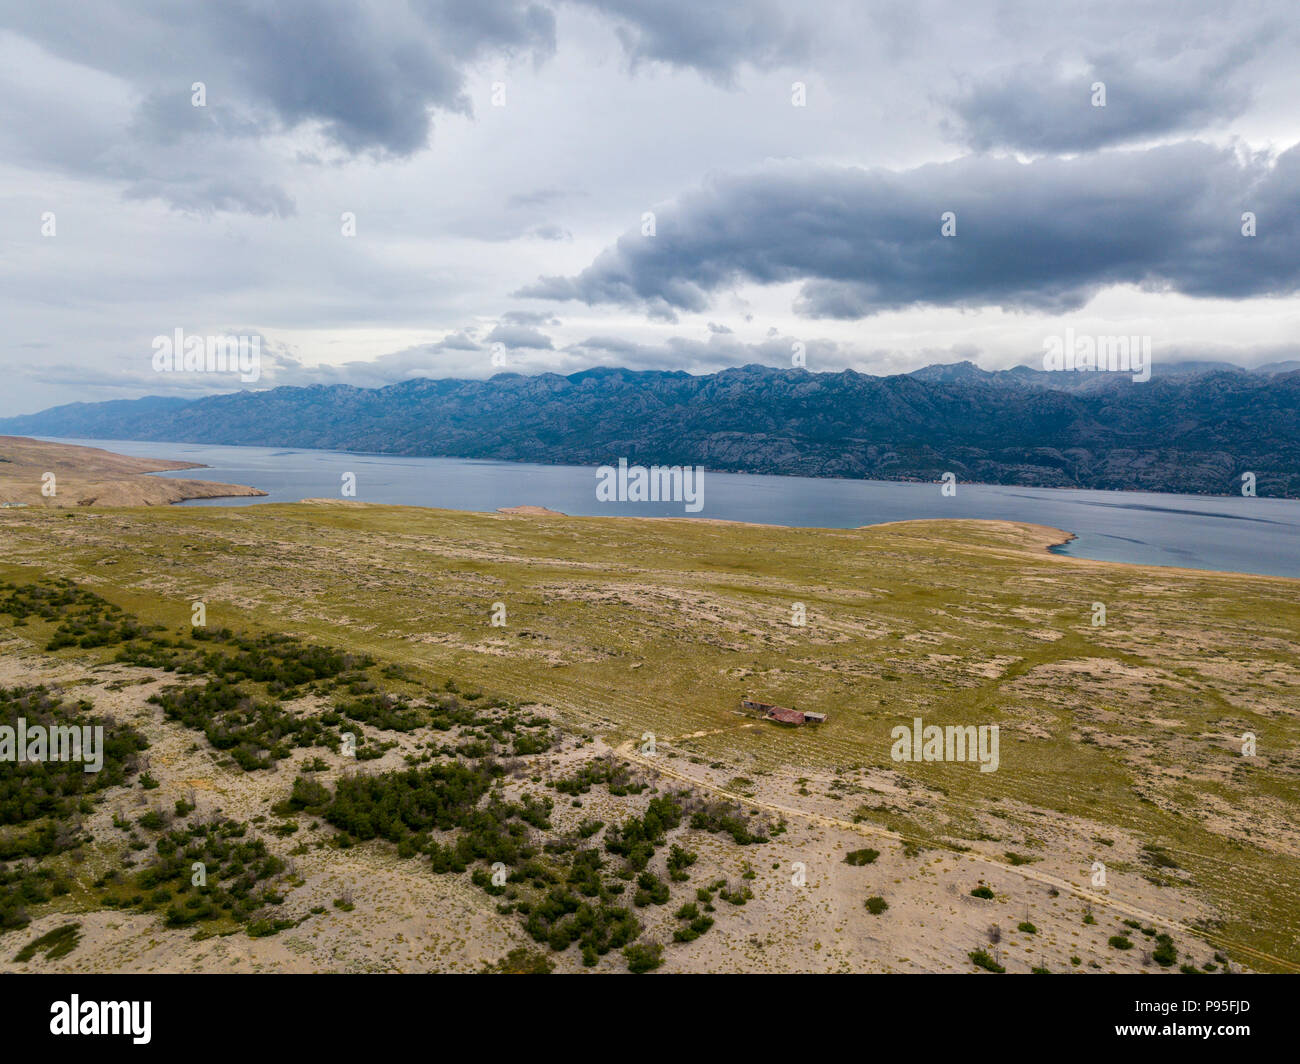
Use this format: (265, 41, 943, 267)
(4, 361, 1298, 497)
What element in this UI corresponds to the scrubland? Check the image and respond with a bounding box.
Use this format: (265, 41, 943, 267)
(1, 500, 1296, 973)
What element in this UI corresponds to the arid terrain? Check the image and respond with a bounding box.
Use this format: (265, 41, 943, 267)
(1, 471, 1297, 974)
(0, 436, 264, 508)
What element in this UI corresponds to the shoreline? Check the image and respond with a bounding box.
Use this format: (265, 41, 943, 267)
(29, 434, 1300, 503)
(10, 436, 1297, 581)
(203, 500, 1300, 583)
(0, 436, 266, 508)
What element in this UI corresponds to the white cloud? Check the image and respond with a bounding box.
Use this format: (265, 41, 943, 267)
(1, 1, 1298, 415)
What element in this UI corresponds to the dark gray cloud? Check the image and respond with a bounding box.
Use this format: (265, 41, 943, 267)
(3, 0, 1300, 416)
(947, 44, 1259, 152)
(432, 331, 484, 351)
(0, 0, 557, 215)
(127, 87, 267, 146)
(0, 0, 556, 156)
(500, 310, 562, 326)
(519, 142, 1300, 319)
(569, 0, 812, 84)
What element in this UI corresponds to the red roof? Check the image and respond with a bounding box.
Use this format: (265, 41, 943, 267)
(765, 706, 805, 724)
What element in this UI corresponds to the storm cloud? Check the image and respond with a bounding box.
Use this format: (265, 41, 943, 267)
(1, 0, 557, 156)
(520, 141, 1300, 319)
(945, 39, 1269, 152)
(0, 0, 557, 214)
(570, 0, 813, 84)
(2, 0, 1299, 415)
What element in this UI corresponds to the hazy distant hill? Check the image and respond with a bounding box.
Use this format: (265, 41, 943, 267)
(905, 358, 1278, 391)
(4, 363, 1298, 496)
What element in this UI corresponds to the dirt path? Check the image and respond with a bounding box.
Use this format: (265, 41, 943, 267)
(614, 731, 1300, 973)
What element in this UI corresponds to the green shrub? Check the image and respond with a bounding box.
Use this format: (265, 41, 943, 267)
(623, 942, 663, 973)
(1152, 933, 1177, 967)
(14, 923, 82, 962)
(969, 948, 1005, 973)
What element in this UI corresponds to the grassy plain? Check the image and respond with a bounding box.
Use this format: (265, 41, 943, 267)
(1, 501, 1298, 971)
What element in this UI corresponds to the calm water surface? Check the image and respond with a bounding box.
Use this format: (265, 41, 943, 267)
(43, 437, 1300, 579)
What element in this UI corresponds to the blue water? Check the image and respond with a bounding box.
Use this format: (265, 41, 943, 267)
(41, 437, 1300, 578)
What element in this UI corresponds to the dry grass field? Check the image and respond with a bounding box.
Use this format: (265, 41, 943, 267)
(1, 495, 1297, 973)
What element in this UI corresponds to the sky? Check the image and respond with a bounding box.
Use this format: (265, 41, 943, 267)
(1, 0, 1299, 415)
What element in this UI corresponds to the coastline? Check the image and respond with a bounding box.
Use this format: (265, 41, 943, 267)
(8, 435, 1297, 581)
(27, 434, 1297, 502)
(220, 501, 1300, 584)
(0, 435, 266, 508)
